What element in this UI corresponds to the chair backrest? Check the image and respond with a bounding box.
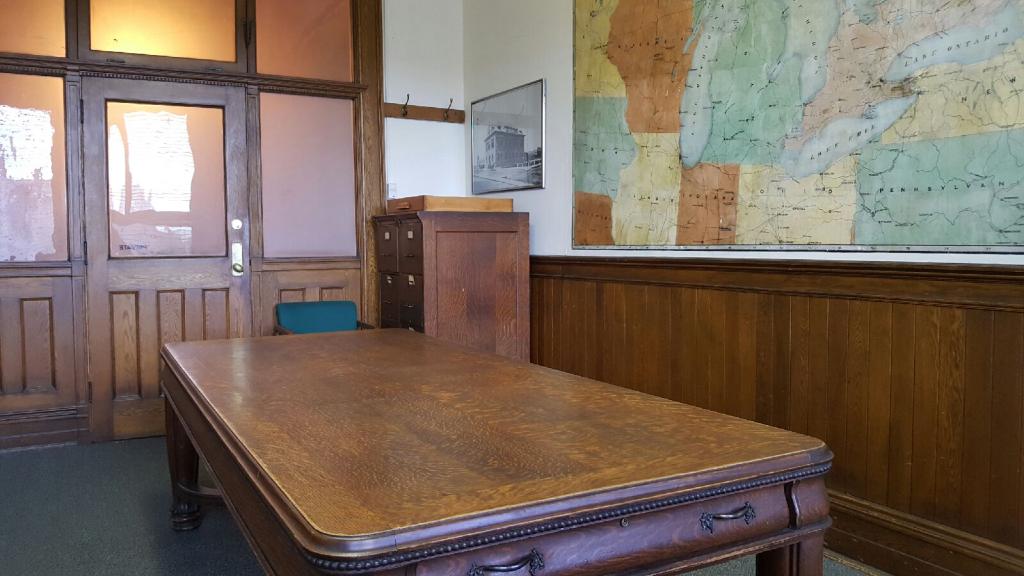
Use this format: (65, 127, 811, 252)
(275, 301, 359, 334)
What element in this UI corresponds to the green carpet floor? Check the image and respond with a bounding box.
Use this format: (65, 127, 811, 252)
(0, 439, 875, 576)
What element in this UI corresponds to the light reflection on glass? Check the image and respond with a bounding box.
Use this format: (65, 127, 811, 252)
(107, 102, 226, 258)
(260, 93, 357, 258)
(0, 0, 66, 57)
(90, 0, 236, 62)
(0, 73, 67, 262)
(256, 0, 354, 81)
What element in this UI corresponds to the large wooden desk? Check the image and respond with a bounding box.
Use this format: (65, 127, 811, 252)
(161, 330, 832, 576)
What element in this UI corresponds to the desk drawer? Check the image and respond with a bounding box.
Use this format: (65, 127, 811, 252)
(376, 221, 399, 273)
(398, 219, 424, 274)
(415, 480, 822, 576)
(380, 273, 400, 328)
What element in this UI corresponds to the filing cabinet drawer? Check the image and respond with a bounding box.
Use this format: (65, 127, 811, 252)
(379, 273, 400, 328)
(399, 273, 424, 332)
(397, 219, 423, 274)
(376, 221, 399, 273)
(371, 210, 529, 360)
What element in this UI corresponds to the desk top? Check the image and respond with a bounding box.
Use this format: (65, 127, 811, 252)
(162, 330, 830, 559)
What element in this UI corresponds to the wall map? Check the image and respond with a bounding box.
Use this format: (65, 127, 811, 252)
(573, 0, 1024, 249)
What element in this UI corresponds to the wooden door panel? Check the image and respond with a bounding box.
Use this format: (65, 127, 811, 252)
(254, 268, 362, 335)
(0, 277, 77, 414)
(83, 77, 250, 440)
(202, 289, 230, 340)
(158, 291, 186, 345)
(106, 284, 236, 438)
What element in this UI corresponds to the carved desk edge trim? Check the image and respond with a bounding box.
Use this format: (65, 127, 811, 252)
(161, 347, 833, 573)
(301, 461, 833, 573)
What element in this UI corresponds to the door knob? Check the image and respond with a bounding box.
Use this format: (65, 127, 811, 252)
(231, 242, 244, 276)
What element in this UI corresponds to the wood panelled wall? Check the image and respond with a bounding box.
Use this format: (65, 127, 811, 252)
(252, 261, 362, 336)
(530, 257, 1024, 576)
(0, 273, 84, 449)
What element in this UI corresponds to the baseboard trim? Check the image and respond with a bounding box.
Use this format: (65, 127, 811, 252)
(0, 408, 87, 451)
(824, 550, 893, 576)
(828, 492, 1024, 576)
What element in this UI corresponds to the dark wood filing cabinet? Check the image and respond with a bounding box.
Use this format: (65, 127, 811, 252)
(373, 211, 530, 361)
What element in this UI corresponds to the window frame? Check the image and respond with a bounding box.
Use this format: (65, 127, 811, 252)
(76, 0, 250, 74)
(0, 70, 73, 264)
(0, 0, 72, 60)
(0, 0, 382, 289)
(255, 90, 360, 260)
(253, 0, 355, 83)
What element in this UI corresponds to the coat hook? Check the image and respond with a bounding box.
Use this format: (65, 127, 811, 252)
(401, 94, 410, 117)
(443, 98, 454, 121)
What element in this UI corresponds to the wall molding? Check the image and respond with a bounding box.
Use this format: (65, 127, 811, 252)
(829, 492, 1024, 576)
(532, 256, 1024, 312)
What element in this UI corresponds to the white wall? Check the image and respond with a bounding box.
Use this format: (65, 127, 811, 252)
(462, 0, 1024, 264)
(383, 0, 467, 199)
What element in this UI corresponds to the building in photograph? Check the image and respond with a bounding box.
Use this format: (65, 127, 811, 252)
(484, 125, 526, 169)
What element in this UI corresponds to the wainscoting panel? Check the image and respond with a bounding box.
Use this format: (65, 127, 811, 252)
(530, 257, 1024, 576)
(252, 262, 362, 336)
(0, 275, 83, 449)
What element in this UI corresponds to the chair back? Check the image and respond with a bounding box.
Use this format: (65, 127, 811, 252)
(275, 301, 359, 334)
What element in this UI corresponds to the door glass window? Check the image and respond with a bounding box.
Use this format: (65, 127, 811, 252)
(260, 93, 356, 258)
(90, 0, 236, 62)
(106, 102, 226, 258)
(0, 0, 66, 57)
(0, 73, 67, 262)
(256, 0, 353, 81)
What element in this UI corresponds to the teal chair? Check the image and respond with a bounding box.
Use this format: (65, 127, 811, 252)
(273, 301, 373, 335)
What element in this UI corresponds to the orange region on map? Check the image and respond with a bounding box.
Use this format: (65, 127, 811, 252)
(676, 163, 739, 245)
(574, 191, 614, 246)
(606, 1, 695, 134)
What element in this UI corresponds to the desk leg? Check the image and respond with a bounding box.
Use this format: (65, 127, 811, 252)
(755, 533, 824, 576)
(166, 398, 203, 531)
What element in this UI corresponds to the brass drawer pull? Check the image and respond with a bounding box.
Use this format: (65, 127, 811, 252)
(468, 548, 545, 576)
(699, 502, 756, 534)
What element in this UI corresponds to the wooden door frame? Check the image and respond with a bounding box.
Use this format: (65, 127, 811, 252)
(81, 77, 251, 441)
(0, 0, 384, 446)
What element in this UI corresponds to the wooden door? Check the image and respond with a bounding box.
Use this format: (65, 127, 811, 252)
(83, 78, 250, 440)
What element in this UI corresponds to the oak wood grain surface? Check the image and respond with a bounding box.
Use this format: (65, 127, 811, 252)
(162, 329, 831, 560)
(529, 256, 1024, 576)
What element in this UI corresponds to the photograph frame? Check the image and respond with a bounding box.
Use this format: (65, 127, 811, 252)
(471, 79, 546, 195)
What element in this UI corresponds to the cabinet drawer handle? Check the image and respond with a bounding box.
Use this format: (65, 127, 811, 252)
(468, 548, 545, 576)
(699, 502, 756, 534)
(401, 304, 416, 309)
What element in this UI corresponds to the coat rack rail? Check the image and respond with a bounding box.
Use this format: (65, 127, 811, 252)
(383, 97, 465, 124)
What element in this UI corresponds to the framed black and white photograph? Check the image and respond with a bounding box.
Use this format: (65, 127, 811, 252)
(471, 79, 545, 195)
